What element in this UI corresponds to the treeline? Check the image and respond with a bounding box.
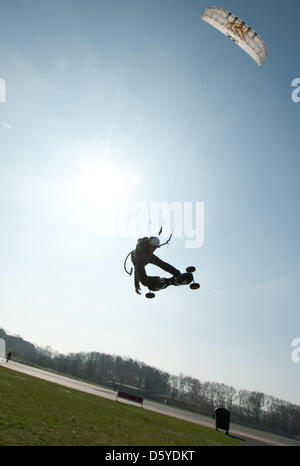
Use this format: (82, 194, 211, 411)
(1, 328, 299, 439)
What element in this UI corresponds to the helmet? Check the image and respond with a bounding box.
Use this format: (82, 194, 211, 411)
(148, 237, 160, 248)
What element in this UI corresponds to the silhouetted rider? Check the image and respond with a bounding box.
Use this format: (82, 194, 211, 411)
(131, 237, 180, 294)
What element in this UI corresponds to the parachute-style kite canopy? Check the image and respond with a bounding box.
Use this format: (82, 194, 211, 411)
(202, 6, 267, 66)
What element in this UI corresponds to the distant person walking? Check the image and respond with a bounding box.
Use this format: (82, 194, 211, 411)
(6, 351, 12, 363)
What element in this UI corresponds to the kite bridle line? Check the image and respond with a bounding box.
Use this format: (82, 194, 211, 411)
(123, 67, 204, 278)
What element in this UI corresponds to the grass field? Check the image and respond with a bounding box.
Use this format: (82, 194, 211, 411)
(0, 365, 242, 446)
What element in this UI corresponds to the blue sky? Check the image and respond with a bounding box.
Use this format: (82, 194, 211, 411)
(1, 0, 300, 405)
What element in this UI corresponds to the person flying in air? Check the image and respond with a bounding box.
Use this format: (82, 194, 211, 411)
(131, 237, 181, 295)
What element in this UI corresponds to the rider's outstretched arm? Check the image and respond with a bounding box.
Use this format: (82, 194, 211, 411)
(149, 255, 180, 276)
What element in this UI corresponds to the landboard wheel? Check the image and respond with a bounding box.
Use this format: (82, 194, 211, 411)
(145, 292, 155, 299)
(190, 283, 200, 290)
(186, 266, 196, 273)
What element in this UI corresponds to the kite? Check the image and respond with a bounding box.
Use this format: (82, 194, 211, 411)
(202, 6, 267, 66)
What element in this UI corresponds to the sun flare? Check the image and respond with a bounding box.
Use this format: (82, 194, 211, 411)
(73, 161, 140, 214)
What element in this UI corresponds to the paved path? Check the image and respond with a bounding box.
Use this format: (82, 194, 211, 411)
(1, 360, 299, 446)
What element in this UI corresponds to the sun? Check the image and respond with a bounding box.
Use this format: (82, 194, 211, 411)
(74, 161, 125, 213)
(73, 161, 140, 215)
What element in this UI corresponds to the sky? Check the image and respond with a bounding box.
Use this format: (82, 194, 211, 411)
(0, 0, 300, 405)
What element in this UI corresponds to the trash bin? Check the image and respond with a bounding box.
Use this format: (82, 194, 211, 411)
(214, 407, 230, 435)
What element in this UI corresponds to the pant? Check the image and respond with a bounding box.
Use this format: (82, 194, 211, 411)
(140, 275, 168, 291)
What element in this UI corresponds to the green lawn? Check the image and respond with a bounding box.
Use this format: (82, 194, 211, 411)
(0, 365, 242, 446)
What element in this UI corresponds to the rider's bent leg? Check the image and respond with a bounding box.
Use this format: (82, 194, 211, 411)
(141, 276, 168, 291)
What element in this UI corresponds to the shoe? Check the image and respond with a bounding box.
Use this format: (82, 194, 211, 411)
(159, 278, 168, 289)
